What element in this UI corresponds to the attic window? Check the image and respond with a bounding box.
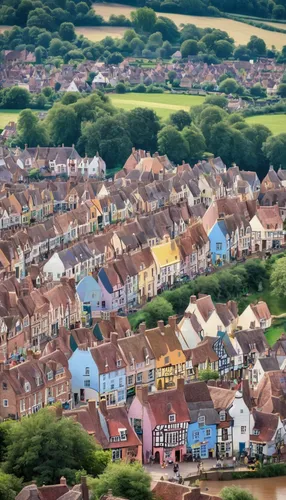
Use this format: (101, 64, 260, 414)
(117, 359, 121, 368)
(169, 414, 176, 423)
(24, 382, 31, 393)
(198, 416, 205, 428)
(2, 382, 7, 390)
(253, 429, 260, 435)
(47, 370, 53, 381)
(119, 428, 127, 441)
(219, 410, 226, 421)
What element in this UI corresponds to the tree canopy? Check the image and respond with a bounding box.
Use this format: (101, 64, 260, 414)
(0, 407, 102, 485)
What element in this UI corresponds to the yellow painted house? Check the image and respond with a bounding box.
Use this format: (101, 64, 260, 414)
(131, 247, 157, 305)
(144, 317, 186, 390)
(151, 239, 181, 290)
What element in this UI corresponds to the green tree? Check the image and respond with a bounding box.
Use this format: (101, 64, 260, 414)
(127, 107, 160, 152)
(0, 470, 22, 500)
(278, 83, 286, 98)
(181, 39, 199, 57)
(37, 31, 52, 48)
(168, 70, 177, 83)
(250, 83, 266, 98)
(143, 297, 174, 329)
(221, 486, 256, 500)
(3, 86, 30, 109)
(199, 105, 227, 145)
(154, 16, 179, 43)
(214, 39, 234, 58)
(170, 110, 191, 130)
(90, 462, 152, 500)
(16, 109, 49, 147)
(198, 369, 219, 381)
(242, 123, 271, 178)
(262, 133, 286, 169)
(244, 259, 266, 291)
(219, 78, 238, 94)
(193, 275, 220, 300)
(205, 94, 227, 108)
(233, 44, 251, 60)
(1, 408, 99, 485)
(59, 22, 76, 42)
(47, 104, 80, 146)
(80, 115, 132, 169)
(247, 35, 266, 56)
(182, 125, 206, 159)
(115, 82, 126, 94)
(273, 4, 286, 19)
(271, 256, 286, 297)
(158, 125, 189, 163)
(131, 7, 157, 33)
(61, 92, 79, 105)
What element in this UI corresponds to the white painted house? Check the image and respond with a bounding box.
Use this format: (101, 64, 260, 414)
(238, 301, 271, 331)
(249, 357, 280, 389)
(228, 389, 250, 455)
(68, 346, 99, 406)
(250, 409, 285, 457)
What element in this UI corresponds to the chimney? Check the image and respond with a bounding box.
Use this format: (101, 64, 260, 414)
(62, 143, 64, 147)
(60, 477, 67, 486)
(110, 332, 118, 346)
(190, 295, 197, 304)
(55, 405, 63, 418)
(137, 385, 148, 405)
(190, 487, 201, 500)
(132, 147, 135, 153)
(177, 378, 185, 392)
(81, 476, 89, 500)
(157, 320, 164, 332)
(24, 143, 27, 150)
(29, 485, 39, 499)
(99, 398, 108, 417)
(139, 322, 146, 334)
(87, 399, 96, 414)
(168, 315, 177, 331)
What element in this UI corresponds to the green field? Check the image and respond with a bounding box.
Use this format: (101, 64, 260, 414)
(109, 93, 206, 119)
(0, 109, 43, 129)
(245, 114, 286, 135)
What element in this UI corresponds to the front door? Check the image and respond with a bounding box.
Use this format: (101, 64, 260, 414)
(154, 451, 160, 464)
(200, 444, 208, 459)
(239, 442, 245, 454)
(175, 449, 180, 462)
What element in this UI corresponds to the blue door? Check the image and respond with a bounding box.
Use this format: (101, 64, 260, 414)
(239, 442, 245, 454)
(200, 444, 208, 458)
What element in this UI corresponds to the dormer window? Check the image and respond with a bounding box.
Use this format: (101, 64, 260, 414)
(117, 359, 121, 368)
(253, 429, 260, 435)
(219, 410, 226, 422)
(85, 367, 90, 376)
(24, 381, 31, 393)
(198, 416, 205, 428)
(47, 370, 53, 381)
(145, 355, 150, 366)
(119, 428, 127, 441)
(169, 414, 176, 423)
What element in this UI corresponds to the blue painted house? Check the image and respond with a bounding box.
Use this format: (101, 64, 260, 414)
(184, 381, 219, 460)
(76, 275, 102, 326)
(208, 220, 229, 264)
(69, 346, 100, 406)
(91, 332, 127, 406)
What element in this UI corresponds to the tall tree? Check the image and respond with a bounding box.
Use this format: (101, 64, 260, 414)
(90, 462, 153, 500)
(262, 133, 286, 169)
(271, 256, 286, 298)
(131, 7, 157, 33)
(17, 109, 49, 147)
(158, 125, 189, 163)
(47, 104, 80, 146)
(127, 107, 160, 152)
(1, 408, 100, 485)
(182, 125, 206, 159)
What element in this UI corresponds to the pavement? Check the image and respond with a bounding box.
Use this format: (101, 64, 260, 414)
(144, 459, 217, 480)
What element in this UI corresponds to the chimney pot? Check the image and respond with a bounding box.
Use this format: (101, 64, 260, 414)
(139, 322, 146, 334)
(177, 378, 185, 392)
(157, 320, 164, 332)
(190, 295, 197, 304)
(136, 385, 148, 405)
(60, 477, 67, 485)
(99, 398, 108, 417)
(168, 315, 177, 331)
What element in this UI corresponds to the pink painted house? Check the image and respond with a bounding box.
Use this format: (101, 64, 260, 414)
(128, 380, 189, 464)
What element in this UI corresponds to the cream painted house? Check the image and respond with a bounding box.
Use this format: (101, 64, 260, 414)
(250, 205, 283, 252)
(186, 295, 238, 337)
(238, 301, 271, 331)
(176, 312, 203, 350)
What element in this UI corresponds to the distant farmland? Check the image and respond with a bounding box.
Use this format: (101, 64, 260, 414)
(245, 114, 286, 135)
(109, 93, 206, 120)
(91, 2, 286, 49)
(75, 25, 125, 41)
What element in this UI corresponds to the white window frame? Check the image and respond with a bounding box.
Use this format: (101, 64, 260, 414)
(220, 410, 226, 422)
(169, 414, 176, 423)
(3, 399, 8, 407)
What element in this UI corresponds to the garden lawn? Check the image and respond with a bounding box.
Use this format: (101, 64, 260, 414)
(265, 318, 286, 346)
(109, 93, 206, 120)
(245, 114, 286, 136)
(92, 2, 286, 48)
(0, 109, 42, 129)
